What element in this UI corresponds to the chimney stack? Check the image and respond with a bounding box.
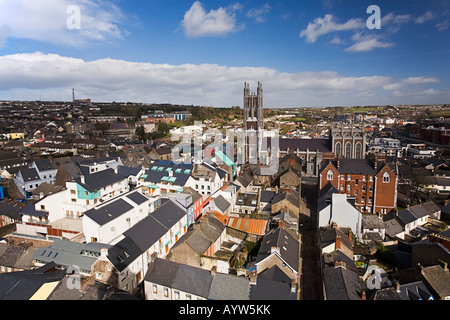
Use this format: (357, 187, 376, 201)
(335, 235, 341, 250)
(337, 156, 341, 169)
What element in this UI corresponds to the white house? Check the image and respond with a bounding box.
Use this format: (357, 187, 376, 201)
(82, 189, 154, 244)
(318, 193, 362, 240)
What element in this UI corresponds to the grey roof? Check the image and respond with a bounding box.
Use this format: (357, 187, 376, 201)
(420, 265, 450, 299)
(124, 215, 167, 252)
(19, 167, 40, 182)
(0, 202, 22, 220)
(397, 209, 418, 225)
(279, 138, 332, 153)
(272, 191, 300, 208)
(74, 168, 125, 192)
(0, 262, 67, 300)
(409, 205, 429, 219)
(362, 215, 385, 230)
(32, 239, 111, 272)
(320, 227, 353, 251)
(256, 228, 299, 273)
(116, 165, 142, 177)
(107, 237, 142, 272)
(145, 258, 213, 299)
(260, 190, 275, 203)
(323, 265, 363, 300)
(149, 199, 187, 229)
(398, 281, 434, 300)
(249, 277, 297, 300)
(208, 272, 250, 300)
(123, 199, 186, 252)
(33, 159, 55, 171)
(84, 198, 134, 226)
(384, 218, 405, 239)
(18, 203, 47, 217)
(420, 201, 441, 214)
(125, 190, 148, 205)
(213, 194, 230, 213)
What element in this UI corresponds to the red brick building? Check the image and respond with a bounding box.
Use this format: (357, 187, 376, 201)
(319, 155, 397, 215)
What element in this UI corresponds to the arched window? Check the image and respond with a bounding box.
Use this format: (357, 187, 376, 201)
(335, 142, 341, 157)
(382, 171, 390, 183)
(345, 142, 352, 158)
(355, 143, 362, 159)
(327, 169, 333, 181)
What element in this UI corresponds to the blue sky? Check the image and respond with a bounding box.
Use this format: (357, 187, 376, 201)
(0, 0, 448, 107)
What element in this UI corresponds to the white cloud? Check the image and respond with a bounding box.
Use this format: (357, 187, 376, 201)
(345, 33, 394, 52)
(415, 11, 434, 24)
(181, 1, 243, 38)
(0, 0, 129, 47)
(0, 52, 446, 108)
(299, 14, 365, 43)
(436, 21, 450, 31)
(246, 3, 271, 23)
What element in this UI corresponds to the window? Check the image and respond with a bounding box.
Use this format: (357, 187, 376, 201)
(335, 142, 341, 156)
(327, 169, 333, 181)
(164, 288, 169, 298)
(40, 205, 45, 210)
(382, 171, 390, 183)
(71, 198, 77, 203)
(70, 190, 76, 194)
(153, 285, 158, 294)
(345, 142, 352, 158)
(355, 143, 362, 159)
(174, 291, 180, 300)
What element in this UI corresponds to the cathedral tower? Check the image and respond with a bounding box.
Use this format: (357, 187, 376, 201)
(243, 82, 264, 163)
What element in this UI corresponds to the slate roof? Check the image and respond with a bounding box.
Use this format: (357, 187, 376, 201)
(408, 205, 429, 219)
(125, 190, 148, 205)
(32, 239, 111, 272)
(84, 198, 134, 226)
(18, 203, 48, 217)
(272, 191, 300, 208)
(107, 237, 142, 272)
(320, 227, 353, 251)
(213, 194, 230, 213)
(260, 190, 275, 203)
(123, 199, 187, 252)
(208, 272, 250, 300)
(397, 209, 418, 225)
(398, 281, 434, 300)
(33, 159, 55, 171)
(145, 258, 213, 299)
(0, 262, 67, 300)
(249, 277, 297, 300)
(420, 265, 450, 300)
(255, 227, 299, 273)
(74, 169, 125, 192)
(19, 167, 40, 182)
(384, 218, 404, 239)
(279, 138, 332, 153)
(323, 265, 363, 300)
(116, 165, 142, 177)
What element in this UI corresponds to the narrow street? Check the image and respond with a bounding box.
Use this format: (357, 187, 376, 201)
(298, 178, 323, 300)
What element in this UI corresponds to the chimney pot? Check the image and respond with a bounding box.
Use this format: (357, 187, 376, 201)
(335, 235, 341, 250)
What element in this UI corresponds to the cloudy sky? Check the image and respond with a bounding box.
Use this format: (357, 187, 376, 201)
(0, 0, 449, 108)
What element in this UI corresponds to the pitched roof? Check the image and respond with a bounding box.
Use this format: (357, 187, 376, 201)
(33, 159, 55, 171)
(208, 272, 250, 300)
(323, 265, 363, 300)
(74, 169, 125, 192)
(145, 258, 213, 299)
(255, 227, 299, 272)
(107, 237, 142, 272)
(213, 211, 267, 236)
(397, 209, 418, 225)
(84, 198, 134, 226)
(19, 167, 40, 182)
(279, 138, 332, 153)
(125, 190, 148, 205)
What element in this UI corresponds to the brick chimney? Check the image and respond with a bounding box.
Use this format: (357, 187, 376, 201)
(336, 156, 341, 169)
(335, 235, 341, 250)
(289, 155, 295, 167)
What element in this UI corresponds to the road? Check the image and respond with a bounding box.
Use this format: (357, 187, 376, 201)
(298, 179, 324, 300)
